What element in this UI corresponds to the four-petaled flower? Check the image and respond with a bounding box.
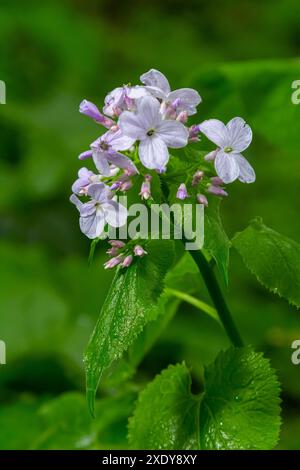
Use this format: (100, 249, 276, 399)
(90, 128, 138, 176)
(140, 69, 201, 116)
(70, 183, 127, 239)
(199, 117, 255, 184)
(119, 96, 188, 171)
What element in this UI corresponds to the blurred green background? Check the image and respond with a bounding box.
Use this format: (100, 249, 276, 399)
(0, 0, 300, 449)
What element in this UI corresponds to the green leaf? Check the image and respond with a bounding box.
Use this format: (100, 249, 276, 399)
(129, 347, 281, 450)
(232, 217, 300, 308)
(103, 294, 180, 388)
(128, 363, 200, 450)
(84, 240, 175, 415)
(200, 346, 281, 450)
(203, 197, 231, 285)
(34, 392, 136, 450)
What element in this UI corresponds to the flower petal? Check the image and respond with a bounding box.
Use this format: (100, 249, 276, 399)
(70, 194, 83, 211)
(156, 120, 188, 148)
(102, 200, 128, 227)
(126, 85, 149, 99)
(135, 96, 162, 129)
(198, 119, 229, 147)
(79, 210, 105, 239)
(140, 69, 171, 94)
(233, 153, 256, 183)
(88, 182, 110, 203)
(92, 150, 111, 176)
(106, 128, 135, 150)
(79, 201, 97, 217)
(139, 136, 169, 170)
(107, 151, 138, 175)
(226, 117, 252, 152)
(118, 111, 146, 140)
(214, 150, 239, 184)
(168, 88, 202, 115)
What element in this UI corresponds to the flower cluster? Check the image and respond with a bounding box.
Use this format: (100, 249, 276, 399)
(70, 68, 255, 267)
(104, 240, 148, 269)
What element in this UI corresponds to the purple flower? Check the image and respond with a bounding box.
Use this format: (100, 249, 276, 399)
(103, 85, 149, 117)
(197, 194, 208, 206)
(70, 183, 128, 239)
(133, 245, 147, 256)
(71, 167, 102, 195)
(140, 69, 201, 116)
(121, 255, 133, 268)
(90, 128, 137, 176)
(199, 118, 255, 184)
(119, 96, 188, 171)
(79, 100, 115, 129)
(176, 183, 189, 200)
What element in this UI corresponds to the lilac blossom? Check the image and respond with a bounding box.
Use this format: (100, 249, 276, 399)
(90, 128, 138, 176)
(140, 69, 201, 117)
(103, 85, 149, 117)
(199, 118, 255, 184)
(70, 183, 128, 239)
(79, 100, 115, 129)
(119, 96, 188, 171)
(176, 183, 189, 200)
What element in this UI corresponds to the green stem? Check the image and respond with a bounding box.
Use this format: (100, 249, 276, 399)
(165, 287, 220, 323)
(159, 176, 244, 347)
(188, 248, 244, 347)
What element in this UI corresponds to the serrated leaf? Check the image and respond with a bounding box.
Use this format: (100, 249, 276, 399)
(203, 197, 231, 285)
(129, 347, 281, 450)
(232, 217, 300, 307)
(128, 363, 200, 450)
(200, 346, 281, 450)
(84, 240, 175, 415)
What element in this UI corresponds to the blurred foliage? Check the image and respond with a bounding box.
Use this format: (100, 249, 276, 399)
(0, 0, 300, 450)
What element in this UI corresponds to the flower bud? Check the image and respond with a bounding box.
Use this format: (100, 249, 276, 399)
(176, 183, 189, 200)
(197, 194, 208, 206)
(79, 100, 115, 129)
(139, 175, 152, 200)
(121, 255, 133, 268)
(104, 256, 122, 269)
(207, 185, 228, 197)
(192, 170, 204, 186)
(134, 245, 148, 257)
(188, 124, 200, 143)
(210, 176, 224, 186)
(78, 150, 93, 161)
(108, 240, 125, 248)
